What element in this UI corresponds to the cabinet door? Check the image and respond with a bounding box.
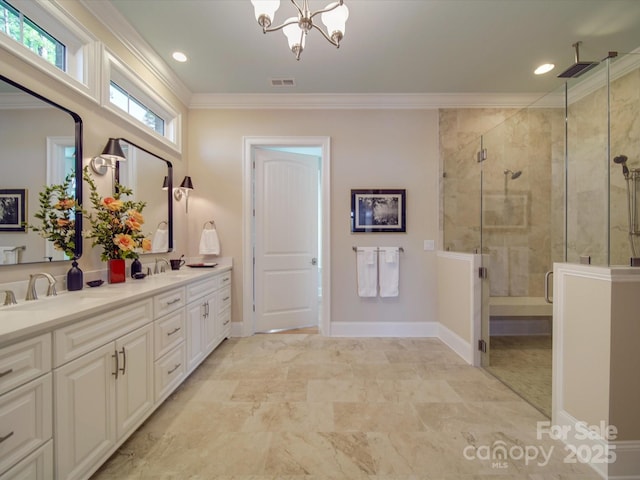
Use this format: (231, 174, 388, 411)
(54, 343, 116, 480)
(185, 301, 205, 373)
(203, 292, 218, 355)
(115, 324, 153, 440)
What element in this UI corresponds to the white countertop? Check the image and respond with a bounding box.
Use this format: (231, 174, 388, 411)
(0, 264, 231, 347)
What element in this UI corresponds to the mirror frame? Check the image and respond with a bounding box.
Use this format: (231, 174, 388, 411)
(114, 138, 174, 253)
(0, 73, 83, 262)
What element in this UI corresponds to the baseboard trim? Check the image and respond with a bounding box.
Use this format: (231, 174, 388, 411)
(330, 321, 438, 337)
(438, 323, 474, 365)
(554, 409, 640, 479)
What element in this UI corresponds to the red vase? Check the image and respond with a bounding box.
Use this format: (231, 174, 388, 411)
(107, 259, 126, 284)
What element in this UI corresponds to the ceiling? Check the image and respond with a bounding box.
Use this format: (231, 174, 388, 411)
(106, 0, 640, 96)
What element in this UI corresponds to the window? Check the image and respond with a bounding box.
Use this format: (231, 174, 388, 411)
(0, 0, 65, 69)
(110, 81, 165, 135)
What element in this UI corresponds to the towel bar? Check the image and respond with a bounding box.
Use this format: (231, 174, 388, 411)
(352, 246, 404, 253)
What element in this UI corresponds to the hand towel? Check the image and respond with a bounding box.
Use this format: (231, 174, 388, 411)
(379, 247, 399, 297)
(199, 228, 221, 255)
(151, 227, 169, 253)
(356, 247, 377, 297)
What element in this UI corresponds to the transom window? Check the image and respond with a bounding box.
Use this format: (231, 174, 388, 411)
(0, 0, 65, 70)
(109, 81, 165, 136)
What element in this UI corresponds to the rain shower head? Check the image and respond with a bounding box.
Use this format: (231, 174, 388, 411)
(557, 42, 599, 78)
(504, 169, 522, 180)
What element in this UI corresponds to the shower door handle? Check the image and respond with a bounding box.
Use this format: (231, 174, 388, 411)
(544, 271, 553, 304)
(311, 257, 318, 266)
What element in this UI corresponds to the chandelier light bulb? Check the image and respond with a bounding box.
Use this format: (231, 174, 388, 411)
(251, 0, 281, 29)
(321, 2, 349, 44)
(282, 17, 305, 59)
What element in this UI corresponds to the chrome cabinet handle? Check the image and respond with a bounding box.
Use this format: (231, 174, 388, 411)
(168, 363, 181, 375)
(112, 351, 119, 379)
(0, 369, 13, 378)
(119, 347, 126, 375)
(0, 431, 14, 443)
(223, 319, 230, 326)
(167, 327, 181, 336)
(222, 277, 229, 283)
(166, 298, 181, 306)
(222, 296, 230, 302)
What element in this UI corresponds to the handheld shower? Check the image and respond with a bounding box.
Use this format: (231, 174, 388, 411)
(613, 155, 630, 178)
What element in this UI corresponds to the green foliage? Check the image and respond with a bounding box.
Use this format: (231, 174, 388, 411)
(30, 172, 82, 260)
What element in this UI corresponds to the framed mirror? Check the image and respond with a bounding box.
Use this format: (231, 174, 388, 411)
(113, 139, 173, 254)
(0, 74, 83, 265)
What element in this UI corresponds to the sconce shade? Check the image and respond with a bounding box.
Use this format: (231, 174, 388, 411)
(179, 176, 194, 190)
(162, 176, 169, 190)
(101, 138, 126, 162)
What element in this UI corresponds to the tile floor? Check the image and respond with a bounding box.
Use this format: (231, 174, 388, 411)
(91, 334, 599, 479)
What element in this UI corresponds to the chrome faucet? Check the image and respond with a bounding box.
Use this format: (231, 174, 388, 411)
(25, 273, 57, 301)
(1, 290, 17, 306)
(154, 258, 170, 274)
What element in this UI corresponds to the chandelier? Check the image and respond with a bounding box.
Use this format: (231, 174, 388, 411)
(251, 0, 349, 60)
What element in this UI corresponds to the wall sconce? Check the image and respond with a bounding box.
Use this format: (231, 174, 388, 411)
(90, 138, 126, 175)
(174, 176, 194, 212)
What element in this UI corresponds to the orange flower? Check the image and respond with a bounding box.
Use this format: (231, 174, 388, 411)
(102, 197, 123, 212)
(127, 210, 144, 224)
(142, 238, 152, 252)
(114, 233, 136, 251)
(125, 218, 142, 231)
(56, 218, 71, 227)
(54, 198, 76, 210)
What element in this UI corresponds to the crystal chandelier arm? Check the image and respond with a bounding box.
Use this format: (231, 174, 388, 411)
(310, 22, 340, 47)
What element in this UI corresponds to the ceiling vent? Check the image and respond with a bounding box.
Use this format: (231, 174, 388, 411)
(270, 78, 296, 87)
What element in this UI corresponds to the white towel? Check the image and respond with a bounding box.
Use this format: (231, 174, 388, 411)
(199, 228, 221, 255)
(151, 228, 168, 253)
(379, 247, 399, 297)
(0, 247, 18, 265)
(356, 247, 378, 297)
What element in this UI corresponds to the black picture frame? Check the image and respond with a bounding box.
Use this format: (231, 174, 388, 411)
(0, 189, 26, 232)
(351, 189, 406, 233)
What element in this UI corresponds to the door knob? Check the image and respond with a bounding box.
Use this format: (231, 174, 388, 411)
(311, 257, 318, 265)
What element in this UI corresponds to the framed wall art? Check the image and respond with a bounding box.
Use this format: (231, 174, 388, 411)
(351, 189, 406, 233)
(0, 189, 27, 232)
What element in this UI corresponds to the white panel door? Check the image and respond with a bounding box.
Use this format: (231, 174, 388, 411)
(254, 148, 319, 332)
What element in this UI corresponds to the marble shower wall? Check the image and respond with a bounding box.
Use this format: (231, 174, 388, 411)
(440, 105, 565, 297)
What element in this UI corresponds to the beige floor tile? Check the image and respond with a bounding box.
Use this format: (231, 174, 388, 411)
(231, 380, 308, 402)
(333, 402, 426, 432)
(307, 378, 386, 403)
(377, 379, 464, 403)
(240, 402, 334, 432)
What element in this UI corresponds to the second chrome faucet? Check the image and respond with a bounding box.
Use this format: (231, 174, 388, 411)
(25, 273, 57, 301)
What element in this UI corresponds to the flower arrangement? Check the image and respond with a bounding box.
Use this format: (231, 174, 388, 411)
(30, 172, 82, 260)
(83, 166, 151, 261)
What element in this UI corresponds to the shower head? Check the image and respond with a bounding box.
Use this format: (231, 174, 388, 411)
(613, 154, 630, 177)
(504, 169, 522, 180)
(557, 42, 599, 78)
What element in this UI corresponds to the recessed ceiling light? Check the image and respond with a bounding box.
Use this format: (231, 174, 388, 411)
(172, 51, 188, 63)
(534, 63, 555, 75)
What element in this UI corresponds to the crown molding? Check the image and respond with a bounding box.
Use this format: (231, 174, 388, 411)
(79, 0, 192, 108)
(189, 92, 561, 110)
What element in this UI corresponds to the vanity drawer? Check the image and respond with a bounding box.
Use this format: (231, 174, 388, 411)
(218, 271, 231, 290)
(154, 311, 185, 360)
(54, 300, 152, 367)
(154, 344, 185, 403)
(0, 439, 52, 480)
(219, 309, 231, 339)
(0, 334, 51, 397)
(153, 288, 186, 318)
(0, 374, 52, 475)
(186, 277, 217, 303)
(217, 287, 231, 313)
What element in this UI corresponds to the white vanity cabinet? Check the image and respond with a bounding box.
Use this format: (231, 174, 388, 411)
(54, 301, 154, 480)
(0, 334, 52, 478)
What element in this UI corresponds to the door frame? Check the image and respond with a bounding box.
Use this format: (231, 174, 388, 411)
(242, 136, 331, 336)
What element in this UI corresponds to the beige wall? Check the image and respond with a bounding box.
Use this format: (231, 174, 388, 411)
(187, 109, 440, 329)
(436, 253, 474, 342)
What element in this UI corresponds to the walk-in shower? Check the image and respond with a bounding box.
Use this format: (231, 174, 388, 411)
(613, 154, 640, 257)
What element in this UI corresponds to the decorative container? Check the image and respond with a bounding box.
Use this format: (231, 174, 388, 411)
(107, 259, 126, 284)
(67, 259, 83, 291)
(131, 258, 142, 278)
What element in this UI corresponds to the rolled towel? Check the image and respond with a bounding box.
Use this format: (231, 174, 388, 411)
(151, 228, 168, 253)
(199, 228, 220, 255)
